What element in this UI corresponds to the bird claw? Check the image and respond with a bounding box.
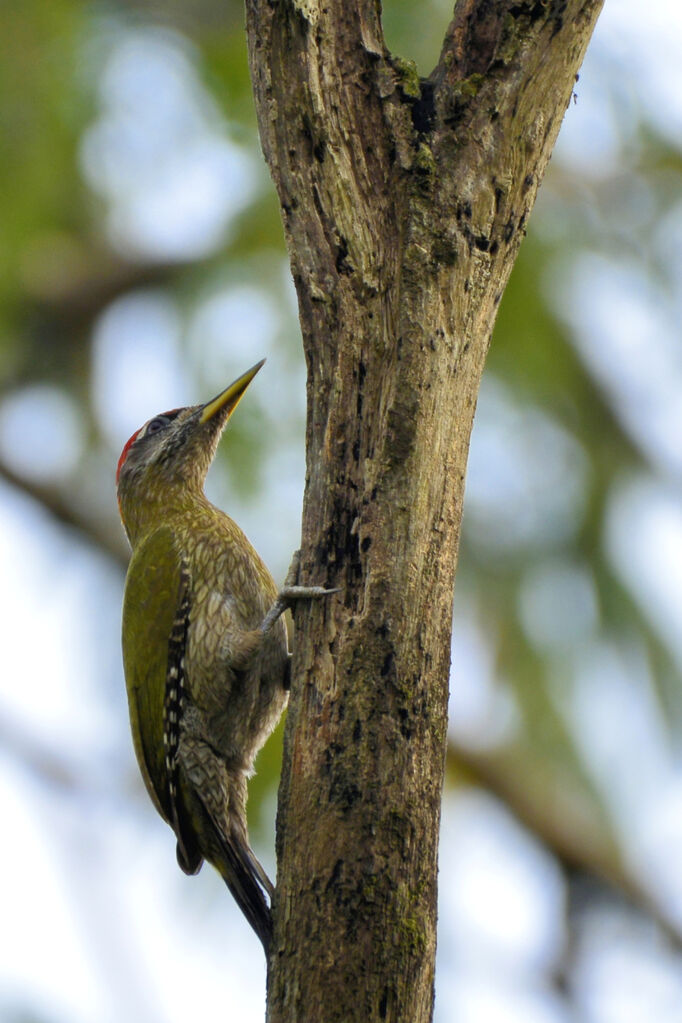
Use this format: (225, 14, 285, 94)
(283, 550, 338, 601)
(259, 554, 338, 636)
(278, 584, 339, 603)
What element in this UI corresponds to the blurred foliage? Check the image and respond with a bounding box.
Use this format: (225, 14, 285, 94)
(2, 1, 682, 1019)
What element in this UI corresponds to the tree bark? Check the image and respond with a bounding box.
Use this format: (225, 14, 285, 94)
(245, 2, 604, 1020)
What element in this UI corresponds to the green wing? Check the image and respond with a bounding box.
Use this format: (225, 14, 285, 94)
(121, 525, 186, 825)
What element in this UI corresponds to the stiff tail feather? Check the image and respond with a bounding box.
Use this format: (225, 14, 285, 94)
(202, 799, 273, 953)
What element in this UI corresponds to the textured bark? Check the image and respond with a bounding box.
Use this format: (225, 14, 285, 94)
(244, 2, 604, 1020)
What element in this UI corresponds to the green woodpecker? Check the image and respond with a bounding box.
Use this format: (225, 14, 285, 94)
(116, 360, 329, 953)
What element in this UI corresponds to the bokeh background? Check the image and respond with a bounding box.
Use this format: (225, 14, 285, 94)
(1, 2, 681, 1021)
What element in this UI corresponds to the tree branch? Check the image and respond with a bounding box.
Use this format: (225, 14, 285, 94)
(246, 2, 605, 1019)
(451, 739, 682, 949)
(0, 708, 85, 792)
(0, 459, 128, 566)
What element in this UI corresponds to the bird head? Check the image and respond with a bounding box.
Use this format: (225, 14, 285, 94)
(116, 359, 264, 543)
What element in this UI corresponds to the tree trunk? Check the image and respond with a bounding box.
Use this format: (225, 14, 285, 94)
(245, 2, 604, 1019)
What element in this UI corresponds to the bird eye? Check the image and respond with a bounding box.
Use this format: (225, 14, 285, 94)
(145, 416, 170, 436)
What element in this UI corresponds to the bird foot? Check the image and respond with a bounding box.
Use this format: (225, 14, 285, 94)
(259, 551, 338, 636)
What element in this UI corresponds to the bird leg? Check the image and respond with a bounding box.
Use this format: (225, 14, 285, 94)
(259, 550, 338, 637)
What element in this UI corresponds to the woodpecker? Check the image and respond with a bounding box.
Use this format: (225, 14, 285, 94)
(117, 360, 330, 953)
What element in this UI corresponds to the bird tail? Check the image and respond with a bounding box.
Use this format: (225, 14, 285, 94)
(203, 805, 273, 953)
(176, 742, 274, 952)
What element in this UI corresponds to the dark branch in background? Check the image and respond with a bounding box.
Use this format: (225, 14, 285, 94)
(9, 242, 190, 400)
(0, 706, 151, 816)
(0, 708, 86, 792)
(23, 241, 187, 330)
(450, 740, 682, 950)
(0, 458, 129, 566)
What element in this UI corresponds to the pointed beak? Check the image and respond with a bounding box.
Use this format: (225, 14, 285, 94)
(199, 359, 265, 424)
